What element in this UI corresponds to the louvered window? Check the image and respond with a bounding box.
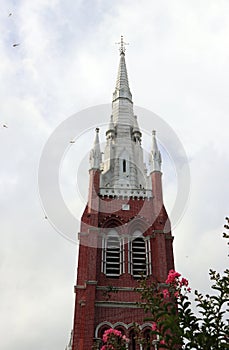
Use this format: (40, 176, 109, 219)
(102, 230, 124, 277)
(129, 232, 151, 278)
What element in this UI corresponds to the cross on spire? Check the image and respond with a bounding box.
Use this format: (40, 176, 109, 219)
(116, 35, 129, 55)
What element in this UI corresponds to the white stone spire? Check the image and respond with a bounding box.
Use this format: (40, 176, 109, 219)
(150, 130, 162, 173)
(89, 128, 102, 170)
(99, 39, 152, 198)
(111, 37, 135, 128)
(112, 50, 132, 103)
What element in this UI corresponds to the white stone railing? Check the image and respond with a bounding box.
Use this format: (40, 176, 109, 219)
(99, 187, 152, 199)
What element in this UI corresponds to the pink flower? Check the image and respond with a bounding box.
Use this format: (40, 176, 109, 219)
(187, 287, 191, 292)
(152, 322, 157, 331)
(103, 328, 123, 343)
(101, 346, 106, 350)
(166, 270, 181, 284)
(180, 277, 189, 287)
(162, 289, 170, 298)
(113, 329, 122, 337)
(174, 291, 180, 298)
(122, 335, 130, 343)
(160, 339, 165, 344)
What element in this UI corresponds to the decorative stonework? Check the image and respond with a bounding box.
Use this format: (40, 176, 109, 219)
(99, 187, 152, 199)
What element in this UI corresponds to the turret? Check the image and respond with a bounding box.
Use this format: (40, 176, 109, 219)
(132, 115, 142, 143)
(88, 128, 101, 213)
(106, 115, 115, 140)
(150, 130, 163, 217)
(89, 128, 102, 170)
(150, 130, 162, 172)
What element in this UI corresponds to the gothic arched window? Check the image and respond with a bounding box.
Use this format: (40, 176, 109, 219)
(128, 330, 136, 350)
(129, 231, 151, 278)
(143, 329, 151, 350)
(102, 229, 124, 277)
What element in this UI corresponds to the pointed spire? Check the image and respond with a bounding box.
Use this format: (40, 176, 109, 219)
(113, 36, 132, 103)
(150, 130, 162, 173)
(89, 128, 102, 170)
(108, 115, 115, 132)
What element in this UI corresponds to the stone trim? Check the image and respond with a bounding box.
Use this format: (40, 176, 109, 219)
(100, 188, 152, 199)
(95, 301, 139, 308)
(97, 286, 135, 292)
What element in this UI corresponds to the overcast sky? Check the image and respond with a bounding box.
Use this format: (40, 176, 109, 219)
(0, 0, 229, 349)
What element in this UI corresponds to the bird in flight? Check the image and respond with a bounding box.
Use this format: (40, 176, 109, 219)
(70, 140, 75, 144)
(8, 13, 12, 17)
(2, 124, 8, 128)
(13, 43, 20, 47)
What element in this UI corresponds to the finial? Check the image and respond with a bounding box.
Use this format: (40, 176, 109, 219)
(116, 35, 129, 55)
(95, 128, 99, 133)
(152, 130, 156, 136)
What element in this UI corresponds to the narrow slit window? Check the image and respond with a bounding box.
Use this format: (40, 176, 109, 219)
(123, 159, 126, 173)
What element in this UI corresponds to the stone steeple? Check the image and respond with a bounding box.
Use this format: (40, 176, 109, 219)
(111, 41, 135, 129)
(100, 41, 150, 197)
(112, 47, 132, 103)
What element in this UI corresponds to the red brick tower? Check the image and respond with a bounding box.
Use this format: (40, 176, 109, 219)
(71, 38, 175, 350)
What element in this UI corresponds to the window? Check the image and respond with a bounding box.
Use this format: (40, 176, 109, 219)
(129, 232, 152, 278)
(131, 237, 146, 277)
(143, 329, 151, 350)
(102, 230, 124, 277)
(129, 330, 136, 350)
(123, 159, 126, 173)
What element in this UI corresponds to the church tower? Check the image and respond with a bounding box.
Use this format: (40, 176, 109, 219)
(71, 37, 175, 350)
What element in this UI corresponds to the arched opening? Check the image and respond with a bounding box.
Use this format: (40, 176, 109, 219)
(130, 237, 147, 278)
(96, 325, 110, 350)
(101, 229, 124, 277)
(132, 237, 146, 276)
(129, 330, 136, 350)
(128, 229, 152, 278)
(106, 235, 120, 276)
(98, 325, 110, 339)
(143, 329, 151, 350)
(115, 326, 125, 334)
